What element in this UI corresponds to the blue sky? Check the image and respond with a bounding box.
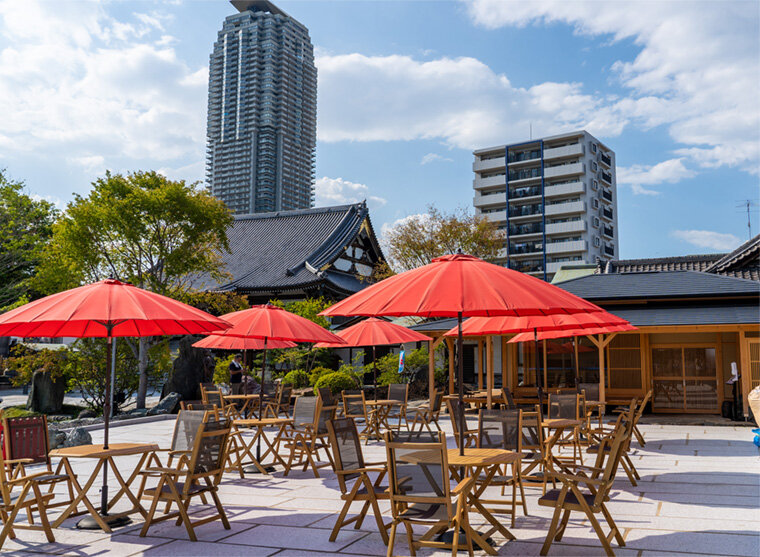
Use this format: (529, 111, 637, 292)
(0, 0, 758, 259)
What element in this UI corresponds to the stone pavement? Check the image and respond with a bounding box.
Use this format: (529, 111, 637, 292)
(2, 415, 759, 556)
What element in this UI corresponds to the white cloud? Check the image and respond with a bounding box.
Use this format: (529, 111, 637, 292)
(30, 193, 64, 210)
(671, 230, 741, 252)
(465, 0, 760, 174)
(0, 0, 207, 174)
(421, 153, 453, 165)
(617, 158, 696, 196)
(317, 53, 627, 150)
(314, 176, 387, 208)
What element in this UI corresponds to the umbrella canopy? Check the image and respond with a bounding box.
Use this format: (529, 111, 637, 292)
(314, 317, 430, 348)
(442, 311, 631, 337)
(0, 279, 230, 337)
(193, 335, 296, 350)
(509, 323, 637, 344)
(213, 303, 345, 344)
(320, 253, 603, 318)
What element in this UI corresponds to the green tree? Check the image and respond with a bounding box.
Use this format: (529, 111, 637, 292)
(383, 205, 504, 272)
(0, 170, 58, 311)
(35, 171, 233, 408)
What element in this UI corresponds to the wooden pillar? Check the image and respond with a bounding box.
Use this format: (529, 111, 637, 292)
(598, 335, 606, 403)
(739, 330, 751, 418)
(477, 338, 484, 390)
(501, 336, 508, 392)
(542, 340, 548, 392)
(428, 339, 436, 408)
(446, 338, 455, 395)
(486, 336, 494, 408)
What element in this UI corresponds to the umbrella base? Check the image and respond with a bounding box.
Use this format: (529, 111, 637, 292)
(243, 465, 276, 474)
(436, 527, 493, 547)
(76, 514, 132, 530)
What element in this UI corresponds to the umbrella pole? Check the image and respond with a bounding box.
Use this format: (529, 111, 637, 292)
(373, 346, 378, 402)
(573, 337, 580, 392)
(457, 312, 465, 457)
(535, 328, 543, 418)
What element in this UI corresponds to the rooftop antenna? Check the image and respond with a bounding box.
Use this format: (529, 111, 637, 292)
(736, 199, 758, 240)
(529, 122, 532, 140)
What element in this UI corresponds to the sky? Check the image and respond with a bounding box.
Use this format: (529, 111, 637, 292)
(0, 0, 758, 259)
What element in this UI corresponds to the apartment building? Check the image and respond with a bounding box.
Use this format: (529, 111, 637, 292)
(206, 1, 317, 214)
(473, 130, 618, 280)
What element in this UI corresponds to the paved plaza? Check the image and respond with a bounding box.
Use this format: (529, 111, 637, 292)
(2, 416, 759, 556)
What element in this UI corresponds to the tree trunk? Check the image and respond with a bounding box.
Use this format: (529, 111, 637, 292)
(136, 337, 149, 409)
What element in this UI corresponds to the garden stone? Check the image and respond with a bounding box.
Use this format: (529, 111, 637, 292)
(63, 427, 92, 448)
(48, 427, 67, 450)
(147, 392, 181, 415)
(77, 409, 97, 419)
(26, 369, 66, 413)
(161, 336, 208, 401)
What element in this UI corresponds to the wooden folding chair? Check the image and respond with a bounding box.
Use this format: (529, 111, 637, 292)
(409, 390, 443, 433)
(476, 408, 527, 527)
(586, 400, 640, 486)
(445, 397, 478, 448)
(630, 390, 651, 447)
(1, 414, 77, 511)
(282, 396, 335, 477)
(0, 441, 57, 548)
(547, 393, 585, 465)
(500, 388, 517, 410)
(386, 383, 409, 432)
(384, 430, 475, 556)
(520, 405, 549, 493)
(538, 424, 628, 556)
(342, 390, 372, 442)
(263, 384, 293, 418)
(326, 418, 391, 544)
(139, 417, 232, 542)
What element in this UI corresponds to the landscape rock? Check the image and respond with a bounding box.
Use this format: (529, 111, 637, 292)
(77, 409, 97, 419)
(26, 370, 66, 414)
(63, 427, 92, 448)
(47, 427, 67, 450)
(147, 392, 181, 416)
(161, 336, 209, 401)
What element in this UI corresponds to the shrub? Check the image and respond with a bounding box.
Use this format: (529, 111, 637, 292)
(282, 369, 309, 389)
(314, 371, 358, 395)
(214, 354, 235, 384)
(309, 366, 333, 387)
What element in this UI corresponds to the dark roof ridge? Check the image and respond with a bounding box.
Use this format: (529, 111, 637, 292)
(233, 202, 363, 222)
(705, 233, 760, 273)
(561, 269, 760, 286)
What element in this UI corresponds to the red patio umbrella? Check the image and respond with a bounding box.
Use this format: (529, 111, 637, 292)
(192, 335, 296, 350)
(0, 279, 230, 527)
(320, 253, 604, 454)
(314, 317, 430, 401)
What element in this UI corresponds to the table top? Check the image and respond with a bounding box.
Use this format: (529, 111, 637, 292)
(402, 447, 517, 467)
(366, 399, 396, 406)
(542, 419, 582, 429)
(234, 418, 293, 427)
(49, 442, 160, 459)
(224, 394, 261, 400)
(585, 401, 605, 407)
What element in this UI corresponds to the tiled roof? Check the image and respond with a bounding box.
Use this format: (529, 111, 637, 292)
(198, 202, 383, 296)
(602, 303, 760, 327)
(705, 234, 760, 280)
(557, 271, 760, 301)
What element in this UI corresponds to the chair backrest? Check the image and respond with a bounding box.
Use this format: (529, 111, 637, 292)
(184, 402, 218, 412)
(278, 384, 293, 405)
(477, 409, 522, 452)
(390, 430, 441, 444)
(592, 424, 629, 507)
(387, 383, 408, 404)
(171, 410, 208, 453)
(430, 390, 443, 413)
(203, 390, 224, 409)
(200, 382, 216, 393)
(180, 400, 205, 410)
(634, 390, 652, 422)
(548, 393, 583, 420)
(445, 398, 467, 435)
(384, 430, 452, 519)
(315, 397, 335, 435)
(342, 391, 368, 420)
(578, 383, 600, 402)
(326, 417, 365, 493)
(317, 387, 336, 407)
(500, 388, 517, 410)
(184, 417, 231, 487)
(292, 395, 319, 429)
(520, 405, 544, 459)
(2, 415, 50, 466)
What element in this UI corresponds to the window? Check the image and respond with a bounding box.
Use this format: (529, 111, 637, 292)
(593, 236, 601, 247)
(592, 180, 598, 190)
(592, 161, 598, 172)
(593, 216, 600, 228)
(592, 198, 599, 209)
(591, 143, 597, 153)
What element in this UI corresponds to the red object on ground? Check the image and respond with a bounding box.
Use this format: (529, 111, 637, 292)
(442, 310, 632, 337)
(211, 303, 346, 344)
(320, 253, 603, 318)
(314, 317, 430, 348)
(0, 279, 230, 337)
(192, 335, 296, 350)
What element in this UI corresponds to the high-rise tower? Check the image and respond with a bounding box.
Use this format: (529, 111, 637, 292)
(206, 1, 316, 214)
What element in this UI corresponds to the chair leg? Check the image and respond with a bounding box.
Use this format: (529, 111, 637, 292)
(330, 499, 353, 542)
(166, 482, 195, 542)
(586, 510, 615, 556)
(554, 509, 571, 541)
(140, 476, 166, 538)
(600, 503, 625, 547)
(355, 501, 370, 530)
(403, 521, 416, 556)
(540, 487, 567, 556)
(209, 487, 231, 530)
(31, 484, 54, 543)
(450, 519, 459, 557)
(633, 424, 645, 446)
(386, 520, 398, 557)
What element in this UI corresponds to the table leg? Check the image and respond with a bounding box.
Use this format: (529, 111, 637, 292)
(53, 458, 112, 532)
(258, 426, 287, 468)
(106, 456, 148, 519)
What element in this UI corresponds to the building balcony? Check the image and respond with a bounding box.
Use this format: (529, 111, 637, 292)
(546, 261, 571, 275)
(509, 185, 542, 200)
(508, 203, 543, 218)
(509, 222, 544, 237)
(600, 170, 613, 184)
(507, 149, 541, 166)
(508, 168, 542, 182)
(604, 244, 615, 257)
(473, 190, 505, 208)
(543, 143, 584, 161)
(509, 242, 543, 256)
(601, 207, 614, 221)
(600, 152, 612, 167)
(508, 260, 544, 274)
(544, 162, 585, 179)
(482, 210, 506, 223)
(474, 175, 506, 189)
(545, 200, 585, 217)
(546, 239, 587, 255)
(473, 156, 505, 173)
(545, 220, 586, 235)
(601, 189, 613, 203)
(545, 181, 585, 198)
(603, 224, 614, 238)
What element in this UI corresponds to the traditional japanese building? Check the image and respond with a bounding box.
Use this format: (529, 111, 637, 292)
(199, 202, 384, 303)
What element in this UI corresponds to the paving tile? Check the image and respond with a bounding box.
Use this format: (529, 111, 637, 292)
(141, 539, 279, 556)
(221, 524, 367, 552)
(624, 528, 760, 556)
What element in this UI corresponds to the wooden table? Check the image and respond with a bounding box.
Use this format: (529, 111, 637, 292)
(224, 393, 262, 418)
(403, 447, 518, 554)
(541, 419, 583, 471)
(232, 417, 293, 474)
(364, 399, 396, 439)
(49, 443, 158, 532)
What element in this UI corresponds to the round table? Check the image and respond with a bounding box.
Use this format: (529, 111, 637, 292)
(232, 417, 293, 474)
(364, 399, 396, 439)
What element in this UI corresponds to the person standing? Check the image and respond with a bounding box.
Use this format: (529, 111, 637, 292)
(229, 354, 244, 395)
